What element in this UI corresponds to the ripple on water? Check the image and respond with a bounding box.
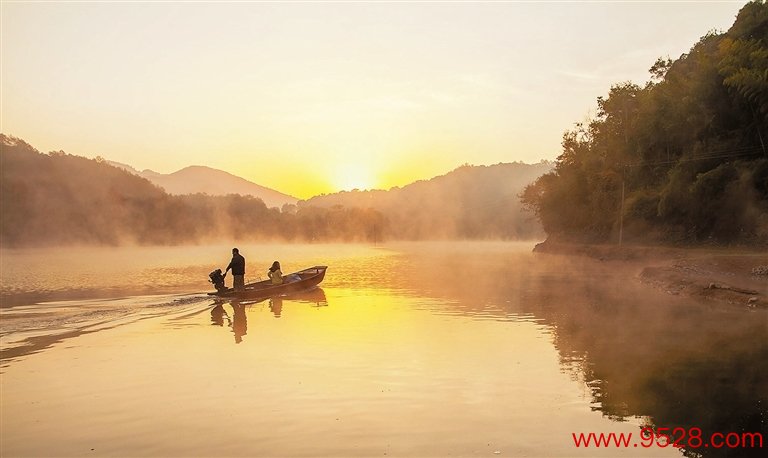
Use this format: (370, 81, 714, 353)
(0, 293, 212, 363)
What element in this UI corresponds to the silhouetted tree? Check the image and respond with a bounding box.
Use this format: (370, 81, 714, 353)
(522, 0, 768, 246)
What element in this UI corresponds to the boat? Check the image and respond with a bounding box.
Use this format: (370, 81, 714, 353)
(208, 266, 328, 300)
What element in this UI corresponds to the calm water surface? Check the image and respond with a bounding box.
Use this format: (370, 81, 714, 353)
(0, 242, 765, 457)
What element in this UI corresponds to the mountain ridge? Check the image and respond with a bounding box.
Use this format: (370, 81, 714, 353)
(301, 161, 553, 240)
(109, 161, 298, 209)
(2, 134, 552, 245)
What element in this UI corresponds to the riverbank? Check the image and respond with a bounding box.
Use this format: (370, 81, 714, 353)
(533, 240, 768, 309)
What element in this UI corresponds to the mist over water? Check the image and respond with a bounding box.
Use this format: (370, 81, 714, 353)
(0, 243, 387, 306)
(1, 242, 765, 457)
(1, 137, 548, 248)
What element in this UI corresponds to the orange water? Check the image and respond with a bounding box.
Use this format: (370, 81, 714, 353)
(1, 242, 764, 456)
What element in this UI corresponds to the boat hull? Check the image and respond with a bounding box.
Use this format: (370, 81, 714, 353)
(208, 266, 327, 300)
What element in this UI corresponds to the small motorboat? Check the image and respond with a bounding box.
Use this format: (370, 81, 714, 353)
(208, 266, 327, 300)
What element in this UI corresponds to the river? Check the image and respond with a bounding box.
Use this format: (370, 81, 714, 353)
(0, 242, 765, 456)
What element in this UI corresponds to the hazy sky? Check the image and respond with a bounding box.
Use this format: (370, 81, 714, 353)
(1, 1, 748, 198)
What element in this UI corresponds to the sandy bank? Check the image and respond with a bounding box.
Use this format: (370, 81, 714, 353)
(534, 240, 768, 309)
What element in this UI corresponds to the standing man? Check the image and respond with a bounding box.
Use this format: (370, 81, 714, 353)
(224, 247, 246, 292)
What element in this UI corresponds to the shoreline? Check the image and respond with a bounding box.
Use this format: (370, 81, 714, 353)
(533, 240, 768, 309)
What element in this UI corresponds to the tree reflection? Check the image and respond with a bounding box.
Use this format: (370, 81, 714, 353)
(368, 249, 767, 457)
(548, 291, 767, 457)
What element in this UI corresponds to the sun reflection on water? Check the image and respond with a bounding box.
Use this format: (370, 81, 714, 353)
(1, 243, 764, 457)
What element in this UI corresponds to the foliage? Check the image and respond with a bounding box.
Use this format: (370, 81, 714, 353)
(521, 0, 768, 246)
(0, 135, 388, 246)
(302, 161, 552, 240)
(0, 135, 546, 246)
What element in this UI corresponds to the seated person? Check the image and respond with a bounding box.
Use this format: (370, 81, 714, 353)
(268, 261, 283, 285)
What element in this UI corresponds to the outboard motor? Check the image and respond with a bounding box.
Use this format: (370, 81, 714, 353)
(209, 269, 227, 292)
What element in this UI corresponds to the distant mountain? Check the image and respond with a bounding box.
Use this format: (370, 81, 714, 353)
(3, 137, 172, 246)
(109, 161, 297, 209)
(301, 162, 553, 240)
(2, 134, 553, 246)
(1, 135, 385, 246)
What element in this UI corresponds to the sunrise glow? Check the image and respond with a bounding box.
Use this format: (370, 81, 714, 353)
(333, 163, 377, 192)
(1, 2, 747, 199)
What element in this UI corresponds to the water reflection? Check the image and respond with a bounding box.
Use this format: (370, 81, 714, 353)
(269, 297, 283, 318)
(542, 282, 768, 454)
(211, 300, 249, 343)
(285, 287, 328, 308)
(216, 288, 329, 343)
(3, 243, 764, 457)
(363, 250, 768, 457)
(208, 251, 765, 456)
(232, 301, 247, 344)
(210, 303, 229, 327)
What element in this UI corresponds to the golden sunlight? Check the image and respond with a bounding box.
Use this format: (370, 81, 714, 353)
(333, 163, 376, 192)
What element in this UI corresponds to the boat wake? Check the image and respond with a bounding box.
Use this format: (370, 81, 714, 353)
(0, 293, 214, 365)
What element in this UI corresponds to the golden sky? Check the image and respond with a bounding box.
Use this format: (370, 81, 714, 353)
(1, 1, 747, 199)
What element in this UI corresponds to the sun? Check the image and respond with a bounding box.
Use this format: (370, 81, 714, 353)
(333, 163, 376, 192)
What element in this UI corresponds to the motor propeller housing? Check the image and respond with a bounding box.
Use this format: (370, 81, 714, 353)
(208, 269, 227, 292)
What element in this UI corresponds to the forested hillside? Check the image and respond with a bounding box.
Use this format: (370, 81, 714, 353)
(1, 136, 546, 246)
(303, 162, 551, 240)
(522, 0, 768, 246)
(0, 135, 385, 246)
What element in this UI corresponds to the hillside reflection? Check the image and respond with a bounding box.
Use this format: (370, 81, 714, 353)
(326, 247, 767, 457)
(203, 246, 765, 456)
